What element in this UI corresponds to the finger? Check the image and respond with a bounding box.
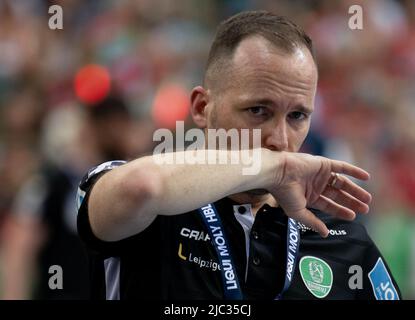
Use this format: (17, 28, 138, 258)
(331, 175, 372, 204)
(322, 186, 370, 214)
(287, 207, 329, 238)
(312, 195, 357, 221)
(330, 160, 370, 181)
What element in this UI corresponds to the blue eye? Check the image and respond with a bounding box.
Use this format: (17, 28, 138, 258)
(248, 106, 267, 116)
(288, 111, 308, 120)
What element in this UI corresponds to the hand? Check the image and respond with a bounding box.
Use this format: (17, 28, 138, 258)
(269, 152, 372, 237)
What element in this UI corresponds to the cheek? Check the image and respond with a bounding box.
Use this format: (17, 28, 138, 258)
(204, 103, 217, 128)
(290, 125, 310, 151)
(207, 102, 240, 129)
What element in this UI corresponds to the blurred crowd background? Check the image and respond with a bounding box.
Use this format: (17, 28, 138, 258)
(0, 0, 414, 299)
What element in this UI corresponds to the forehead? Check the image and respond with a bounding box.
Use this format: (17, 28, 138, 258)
(221, 36, 317, 100)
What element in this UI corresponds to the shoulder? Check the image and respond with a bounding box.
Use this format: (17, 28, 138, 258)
(306, 208, 373, 244)
(79, 160, 127, 190)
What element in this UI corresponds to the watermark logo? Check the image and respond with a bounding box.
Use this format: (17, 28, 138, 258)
(48, 5, 63, 30)
(48, 265, 63, 290)
(153, 121, 262, 175)
(348, 265, 363, 290)
(348, 5, 363, 30)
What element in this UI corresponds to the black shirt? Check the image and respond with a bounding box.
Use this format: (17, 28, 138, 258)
(15, 163, 90, 299)
(77, 161, 401, 300)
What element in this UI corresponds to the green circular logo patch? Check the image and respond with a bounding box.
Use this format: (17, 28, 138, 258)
(299, 256, 333, 298)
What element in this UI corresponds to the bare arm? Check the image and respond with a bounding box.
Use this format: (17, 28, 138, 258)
(88, 149, 276, 241)
(88, 149, 371, 241)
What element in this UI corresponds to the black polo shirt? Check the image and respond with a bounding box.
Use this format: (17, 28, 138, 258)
(77, 161, 402, 300)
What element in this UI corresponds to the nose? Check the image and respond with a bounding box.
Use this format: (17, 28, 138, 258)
(263, 121, 289, 152)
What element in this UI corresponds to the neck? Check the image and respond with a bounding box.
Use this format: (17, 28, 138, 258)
(228, 190, 278, 216)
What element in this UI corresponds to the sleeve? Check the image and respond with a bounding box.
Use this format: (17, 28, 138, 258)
(76, 160, 130, 256)
(358, 232, 402, 300)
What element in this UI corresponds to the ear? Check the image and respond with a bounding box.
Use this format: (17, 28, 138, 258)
(190, 86, 209, 128)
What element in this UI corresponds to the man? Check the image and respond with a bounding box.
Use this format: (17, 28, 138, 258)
(77, 11, 401, 300)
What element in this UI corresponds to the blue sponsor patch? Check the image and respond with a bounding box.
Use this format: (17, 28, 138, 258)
(368, 257, 399, 300)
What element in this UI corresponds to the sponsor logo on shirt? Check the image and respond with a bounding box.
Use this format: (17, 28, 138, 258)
(180, 227, 210, 242)
(368, 257, 399, 300)
(177, 242, 220, 271)
(300, 256, 333, 298)
(298, 223, 347, 236)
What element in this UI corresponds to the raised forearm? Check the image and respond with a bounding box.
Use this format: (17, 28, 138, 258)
(88, 148, 277, 241)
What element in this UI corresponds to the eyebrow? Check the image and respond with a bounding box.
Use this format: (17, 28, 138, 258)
(250, 98, 313, 114)
(293, 104, 313, 115)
